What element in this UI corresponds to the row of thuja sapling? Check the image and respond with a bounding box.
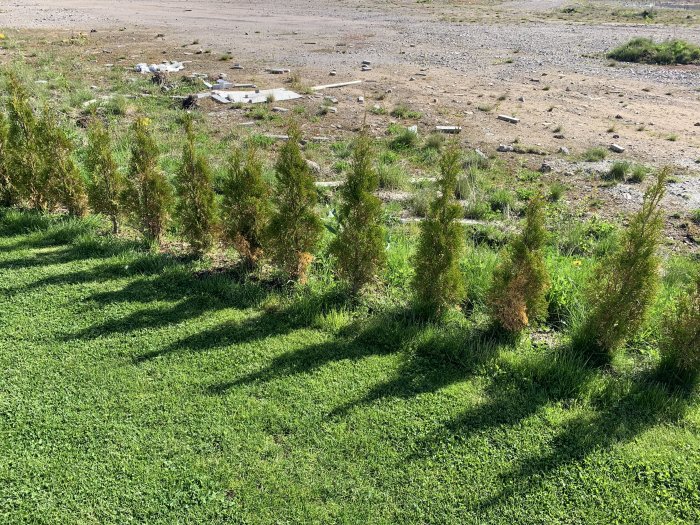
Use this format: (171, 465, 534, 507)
(0, 70, 698, 386)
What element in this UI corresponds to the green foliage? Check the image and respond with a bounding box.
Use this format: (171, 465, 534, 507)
(583, 147, 607, 162)
(267, 125, 322, 283)
(0, 110, 13, 207)
(692, 209, 700, 225)
(221, 145, 272, 267)
(330, 133, 386, 293)
(390, 104, 422, 119)
(628, 164, 649, 183)
(489, 188, 515, 213)
(608, 38, 700, 65)
(4, 72, 44, 209)
(174, 116, 217, 253)
(123, 117, 173, 243)
(389, 127, 419, 151)
(35, 106, 88, 217)
(424, 133, 444, 151)
(488, 196, 550, 332)
(607, 161, 631, 182)
(549, 181, 566, 201)
(377, 163, 409, 190)
(574, 169, 667, 360)
(84, 117, 125, 233)
(413, 143, 466, 314)
(659, 269, 700, 384)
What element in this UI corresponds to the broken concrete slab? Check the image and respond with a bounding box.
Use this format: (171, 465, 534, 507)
(436, 126, 461, 134)
(209, 88, 302, 104)
(310, 80, 363, 91)
(135, 61, 184, 74)
(497, 114, 520, 124)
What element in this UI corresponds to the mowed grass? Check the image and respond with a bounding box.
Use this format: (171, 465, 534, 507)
(1, 212, 699, 524)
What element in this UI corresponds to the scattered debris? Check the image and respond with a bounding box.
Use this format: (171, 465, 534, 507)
(310, 80, 363, 91)
(272, 106, 289, 113)
(209, 88, 301, 104)
(497, 144, 515, 152)
(610, 143, 625, 153)
(182, 95, 198, 110)
(135, 61, 184, 74)
(435, 126, 461, 134)
(266, 68, 290, 74)
(497, 114, 520, 124)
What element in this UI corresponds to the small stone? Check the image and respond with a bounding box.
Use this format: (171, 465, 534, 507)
(695, 122, 700, 127)
(610, 143, 625, 153)
(497, 114, 520, 124)
(497, 144, 514, 152)
(409, 76, 416, 81)
(559, 146, 570, 155)
(553, 134, 565, 139)
(615, 114, 623, 119)
(612, 134, 620, 139)
(358, 96, 365, 103)
(306, 160, 321, 174)
(231, 64, 244, 70)
(361, 66, 372, 71)
(539, 162, 553, 173)
(362, 60, 372, 65)
(329, 70, 337, 76)
(407, 125, 418, 134)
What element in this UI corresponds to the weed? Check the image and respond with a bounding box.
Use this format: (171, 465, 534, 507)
(583, 147, 607, 162)
(608, 38, 700, 65)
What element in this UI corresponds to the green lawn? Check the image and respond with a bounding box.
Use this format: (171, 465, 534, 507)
(1, 212, 699, 524)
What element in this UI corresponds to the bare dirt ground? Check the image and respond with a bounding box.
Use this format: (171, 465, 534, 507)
(1, 0, 699, 249)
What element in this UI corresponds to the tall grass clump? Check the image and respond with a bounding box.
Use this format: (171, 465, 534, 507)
(36, 107, 88, 217)
(573, 169, 667, 361)
(608, 38, 700, 65)
(123, 117, 173, 243)
(488, 195, 550, 333)
(267, 124, 322, 283)
(221, 146, 271, 267)
(174, 116, 216, 253)
(85, 117, 125, 233)
(413, 143, 466, 315)
(658, 270, 700, 385)
(330, 132, 386, 294)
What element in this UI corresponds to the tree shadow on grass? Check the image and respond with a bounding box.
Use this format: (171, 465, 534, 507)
(65, 263, 276, 343)
(202, 306, 425, 395)
(328, 323, 510, 418)
(473, 377, 691, 516)
(131, 286, 351, 364)
(409, 342, 695, 516)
